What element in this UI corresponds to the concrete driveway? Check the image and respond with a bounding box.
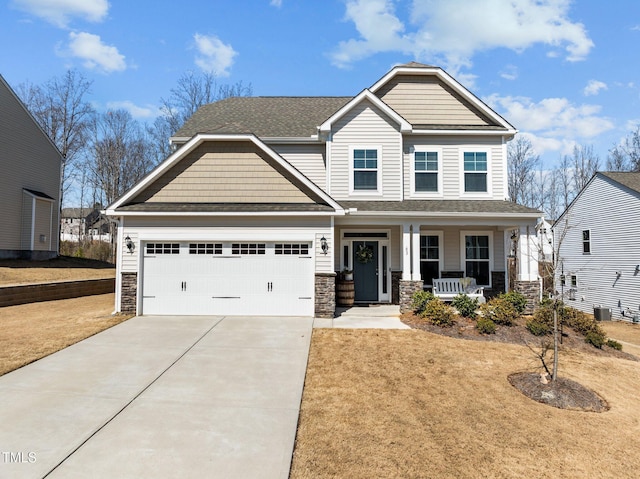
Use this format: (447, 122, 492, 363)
(0, 315, 313, 479)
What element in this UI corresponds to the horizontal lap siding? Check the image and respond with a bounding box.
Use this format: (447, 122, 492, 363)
(132, 141, 313, 204)
(271, 144, 326, 190)
(0, 79, 61, 251)
(404, 136, 506, 200)
(555, 176, 640, 319)
(376, 75, 493, 126)
(330, 100, 402, 201)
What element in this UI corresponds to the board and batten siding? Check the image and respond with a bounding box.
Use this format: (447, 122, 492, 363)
(329, 99, 402, 201)
(554, 174, 640, 320)
(132, 141, 315, 204)
(119, 216, 333, 275)
(404, 136, 507, 200)
(375, 75, 494, 126)
(271, 143, 326, 190)
(0, 76, 61, 253)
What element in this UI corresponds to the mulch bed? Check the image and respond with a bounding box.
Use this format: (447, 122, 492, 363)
(402, 312, 636, 412)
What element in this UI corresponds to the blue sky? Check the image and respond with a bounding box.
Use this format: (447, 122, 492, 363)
(3, 0, 640, 169)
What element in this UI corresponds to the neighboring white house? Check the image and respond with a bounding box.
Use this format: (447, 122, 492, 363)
(0, 74, 62, 260)
(553, 172, 640, 321)
(536, 218, 554, 262)
(105, 62, 542, 317)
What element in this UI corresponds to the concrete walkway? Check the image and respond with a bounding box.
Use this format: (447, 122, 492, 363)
(0, 315, 312, 479)
(314, 304, 410, 329)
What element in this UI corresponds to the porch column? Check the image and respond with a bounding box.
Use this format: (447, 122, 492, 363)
(402, 222, 421, 281)
(517, 224, 539, 282)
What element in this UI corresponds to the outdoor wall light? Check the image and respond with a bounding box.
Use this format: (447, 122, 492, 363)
(125, 235, 134, 254)
(320, 236, 329, 255)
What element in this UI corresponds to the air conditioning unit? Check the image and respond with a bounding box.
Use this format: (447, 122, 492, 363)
(594, 307, 612, 321)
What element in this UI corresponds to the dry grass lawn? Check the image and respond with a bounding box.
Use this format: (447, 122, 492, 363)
(290, 329, 640, 479)
(602, 321, 640, 356)
(0, 293, 131, 376)
(0, 256, 115, 286)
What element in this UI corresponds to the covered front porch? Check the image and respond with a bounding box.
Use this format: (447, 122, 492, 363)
(333, 209, 541, 312)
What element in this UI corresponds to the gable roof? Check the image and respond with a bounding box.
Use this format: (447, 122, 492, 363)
(106, 133, 344, 216)
(600, 171, 640, 194)
(172, 96, 351, 141)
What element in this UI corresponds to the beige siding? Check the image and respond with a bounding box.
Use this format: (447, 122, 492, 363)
(271, 143, 326, 190)
(404, 135, 506, 200)
(33, 199, 52, 251)
(0, 77, 61, 252)
(330, 99, 403, 200)
(376, 75, 493, 126)
(133, 141, 315, 204)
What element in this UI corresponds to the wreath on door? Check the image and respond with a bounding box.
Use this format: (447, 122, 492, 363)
(355, 244, 374, 264)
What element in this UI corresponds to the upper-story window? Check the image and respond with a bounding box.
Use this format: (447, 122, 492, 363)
(351, 148, 380, 192)
(463, 151, 488, 193)
(582, 230, 591, 254)
(413, 151, 440, 193)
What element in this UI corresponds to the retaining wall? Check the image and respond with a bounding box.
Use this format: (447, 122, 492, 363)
(0, 278, 115, 308)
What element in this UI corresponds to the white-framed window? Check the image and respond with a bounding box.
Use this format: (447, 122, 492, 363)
(146, 243, 179, 255)
(350, 146, 381, 193)
(420, 232, 443, 287)
(460, 231, 493, 286)
(189, 243, 223, 255)
(461, 150, 490, 195)
(275, 243, 310, 255)
(411, 147, 443, 197)
(232, 243, 266, 255)
(582, 230, 591, 254)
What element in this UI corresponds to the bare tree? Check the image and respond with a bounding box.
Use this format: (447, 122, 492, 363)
(556, 154, 574, 212)
(606, 145, 631, 171)
(607, 126, 640, 172)
(17, 70, 95, 207)
(507, 136, 540, 206)
(571, 144, 600, 191)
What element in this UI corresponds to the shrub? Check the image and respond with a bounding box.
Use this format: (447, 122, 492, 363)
(422, 298, 456, 327)
(411, 290, 436, 314)
(499, 291, 527, 314)
(606, 339, 623, 351)
(479, 297, 519, 326)
(452, 294, 479, 319)
(526, 318, 551, 336)
(532, 301, 555, 329)
(585, 330, 606, 349)
(476, 317, 496, 334)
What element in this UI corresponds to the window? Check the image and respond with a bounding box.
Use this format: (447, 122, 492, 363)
(232, 243, 265, 255)
(420, 235, 440, 286)
(146, 243, 179, 254)
(352, 148, 378, 191)
(275, 243, 309, 255)
(463, 234, 490, 286)
(189, 243, 222, 255)
(463, 152, 488, 193)
(414, 151, 438, 192)
(571, 275, 577, 287)
(582, 230, 591, 254)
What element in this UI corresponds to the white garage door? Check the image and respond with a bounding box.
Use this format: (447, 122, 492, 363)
(141, 242, 314, 316)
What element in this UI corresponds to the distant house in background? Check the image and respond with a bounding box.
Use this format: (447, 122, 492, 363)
(553, 172, 640, 321)
(0, 74, 62, 260)
(536, 218, 553, 262)
(61, 208, 111, 242)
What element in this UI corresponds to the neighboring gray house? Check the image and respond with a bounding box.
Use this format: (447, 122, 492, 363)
(61, 208, 111, 242)
(553, 172, 640, 321)
(0, 74, 62, 260)
(105, 63, 542, 317)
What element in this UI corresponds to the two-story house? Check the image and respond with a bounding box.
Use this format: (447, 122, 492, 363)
(105, 63, 541, 317)
(0, 74, 62, 260)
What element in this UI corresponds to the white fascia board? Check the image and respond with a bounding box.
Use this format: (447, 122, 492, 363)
(169, 136, 191, 145)
(346, 210, 541, 219)
(319, 89, 411, 133)
(107, 210, 345, 217)
(106, 133, 344, 215)
(369, 66, 516, 132)
(23, 190, 55, 202)
(410, 129, 517, 137)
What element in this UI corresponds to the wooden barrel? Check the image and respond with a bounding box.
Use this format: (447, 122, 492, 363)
(337, 280, 355, 306)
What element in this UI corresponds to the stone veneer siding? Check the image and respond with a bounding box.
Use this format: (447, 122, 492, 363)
(484, 271, 506, 299)
(391, 271, 402, 304)
(315, 273, 336, 318)
(121, 272, 137, 313)
(514, 280, 541, 314)
(399, 280, 423, 313)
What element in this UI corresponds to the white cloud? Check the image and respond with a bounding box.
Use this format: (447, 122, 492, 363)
(64, 32, 126, 73)
(11, 0, 109, 28)
(331, 0, 594, 73)
(583, 79, 607, 96)
(486, 94, 614, 155)
(500, 65, 518, 81)
(106, 100, 160, 119)
(270, 0, 282, 7)
(193, 33, 237, 76)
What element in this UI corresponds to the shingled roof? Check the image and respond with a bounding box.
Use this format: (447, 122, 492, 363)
(339, 200, 542, 216)
(601, 171, 640, 194)
(173, 96, 351, 139)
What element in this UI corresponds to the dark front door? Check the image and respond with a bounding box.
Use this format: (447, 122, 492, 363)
(353, 241, 378, 302)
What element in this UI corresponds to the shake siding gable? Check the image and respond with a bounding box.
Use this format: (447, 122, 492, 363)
(131, 141, 315, 204)
(375, 75, 493, 126)
(555, 174, 640, 320)
(330, 100, 402, 201)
